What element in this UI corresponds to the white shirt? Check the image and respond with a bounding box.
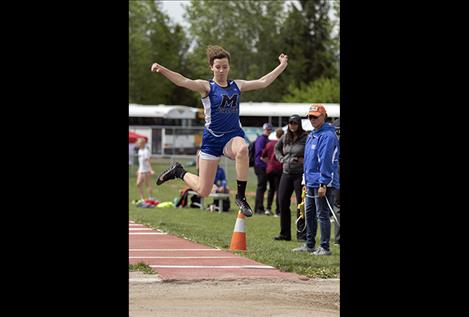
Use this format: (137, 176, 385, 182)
(138, 147, 151, 173)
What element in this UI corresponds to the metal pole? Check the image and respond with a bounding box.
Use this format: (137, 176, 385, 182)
(325, 196, 340, 227)
(305, 194, 340, 227)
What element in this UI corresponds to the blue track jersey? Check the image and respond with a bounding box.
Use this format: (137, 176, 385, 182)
(201, 80, 242, 135)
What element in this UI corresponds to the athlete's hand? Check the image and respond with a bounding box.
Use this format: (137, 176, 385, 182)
(278, 53, 288, 65)
(151, 63, 161, 72)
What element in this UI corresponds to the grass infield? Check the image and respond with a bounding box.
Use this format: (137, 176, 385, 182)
(129, 158, 339, 279)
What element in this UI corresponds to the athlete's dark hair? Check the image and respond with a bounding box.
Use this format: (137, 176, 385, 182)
(207, 45, 231, 66)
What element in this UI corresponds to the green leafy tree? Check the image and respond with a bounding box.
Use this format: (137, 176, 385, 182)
(302, 0, 337, 80)
(331, 0, 340, 77)
(282, 77, 339, 103)
(129, 0, 339, 106)
(129, 1, 192, 105)
(183, 0, 287, 102)
(279, 0, 338, 83)
(277, 1, 339, 103)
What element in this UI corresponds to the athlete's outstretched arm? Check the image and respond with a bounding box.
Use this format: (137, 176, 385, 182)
(151, 63, 209, 95)
(235, 53, 288, 92)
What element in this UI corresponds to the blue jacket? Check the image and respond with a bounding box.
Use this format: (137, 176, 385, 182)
(304, 123, 340, 189)
(214, 166, 227, 189)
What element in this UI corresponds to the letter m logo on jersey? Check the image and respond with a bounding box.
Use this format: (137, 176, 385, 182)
(219, 94, 238, 113)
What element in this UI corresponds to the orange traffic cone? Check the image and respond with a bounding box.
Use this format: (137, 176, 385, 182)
(230, 210, 246, 251)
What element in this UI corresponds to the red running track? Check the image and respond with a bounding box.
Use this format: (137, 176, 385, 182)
(129, 221, 306, 282)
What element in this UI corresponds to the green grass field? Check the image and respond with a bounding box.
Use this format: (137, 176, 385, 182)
(129, 158, 340, 278)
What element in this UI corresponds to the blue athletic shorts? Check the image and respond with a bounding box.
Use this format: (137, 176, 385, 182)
(200, 128, 246, 159)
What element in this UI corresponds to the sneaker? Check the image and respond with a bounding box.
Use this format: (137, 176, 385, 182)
(235, 196, 253, 217)
(292, 245, 317, 253)
(156, 162, 184, 185)
(273, 214, 279, 218)
(265, 209, 272, 216)
(273, 235, 291, 241)
(312, 247, 332, 256)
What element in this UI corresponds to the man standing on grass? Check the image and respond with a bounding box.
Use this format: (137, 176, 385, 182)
(292, 105, 339, 256)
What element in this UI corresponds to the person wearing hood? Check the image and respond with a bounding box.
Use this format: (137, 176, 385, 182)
(292, 104, 340, 255)
(273, 114, 309, 241)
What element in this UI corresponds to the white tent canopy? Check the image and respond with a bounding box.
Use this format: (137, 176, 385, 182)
(129, 104, 197, 119)
(239, 102, 340, 118)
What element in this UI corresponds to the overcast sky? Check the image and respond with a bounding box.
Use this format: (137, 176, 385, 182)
(159, 1, 188, 28)
(159, 0, 338, 39)
(158, 1, 314, 28)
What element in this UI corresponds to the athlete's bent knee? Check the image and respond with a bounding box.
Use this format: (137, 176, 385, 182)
(236, 144, 248, 158)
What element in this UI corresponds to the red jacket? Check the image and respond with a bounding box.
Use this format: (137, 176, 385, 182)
(261, 140, 283, 174)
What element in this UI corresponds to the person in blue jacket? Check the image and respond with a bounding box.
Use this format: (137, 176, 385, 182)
(151, 45, 288, 217)
(292, 104, 339, 256)
(213, 164, 228, 193)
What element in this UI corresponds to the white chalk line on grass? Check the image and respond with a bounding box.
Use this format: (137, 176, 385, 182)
(150, 265, 275, 269)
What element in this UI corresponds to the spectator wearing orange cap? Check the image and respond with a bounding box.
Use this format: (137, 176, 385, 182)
(292, 104, 340, 255)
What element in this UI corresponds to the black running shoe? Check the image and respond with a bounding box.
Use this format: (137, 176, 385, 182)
(235, 196, 253, 217)
(156, 162, 183, 185)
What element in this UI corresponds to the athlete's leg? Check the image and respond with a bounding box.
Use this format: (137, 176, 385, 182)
(143, 173, 154, 198)
(136, 172, 145, 200)
(223, 136, 249, 180)
(183, 158, 219, 197)
(224, 136, 253, 216)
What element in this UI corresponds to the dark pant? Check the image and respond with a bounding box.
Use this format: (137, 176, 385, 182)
(254, 166, 267, 213)
(266, 170, 282, 214)
(304, 186, 336, 251)
(278, 173, 303, 239)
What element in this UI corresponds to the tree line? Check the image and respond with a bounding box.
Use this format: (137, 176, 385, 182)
(129, 0, 340, 106)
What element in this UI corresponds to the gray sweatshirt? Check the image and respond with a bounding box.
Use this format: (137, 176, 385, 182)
(274, 132, 308, 174)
